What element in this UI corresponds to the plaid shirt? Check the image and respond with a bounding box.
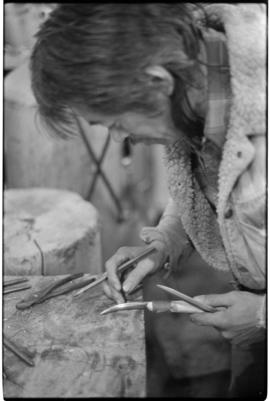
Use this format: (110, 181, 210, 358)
(194, 28, 231, 211)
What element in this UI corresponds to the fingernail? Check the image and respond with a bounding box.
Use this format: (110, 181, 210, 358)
(123, 283, 130, 293)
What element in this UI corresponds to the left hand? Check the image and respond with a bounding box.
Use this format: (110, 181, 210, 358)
(190, 291, 265, 347)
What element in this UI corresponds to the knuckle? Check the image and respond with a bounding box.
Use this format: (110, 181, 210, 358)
(191, 315, 200, 323)
(117, 246, 128, 254)
(221, 331, 232, 340)
(151, 240, 165, 252)
(141, 257, 155, 269)
(105, 259, 115, 272)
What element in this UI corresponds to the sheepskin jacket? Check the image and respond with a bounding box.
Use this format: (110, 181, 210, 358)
(142, 4, 266, 291)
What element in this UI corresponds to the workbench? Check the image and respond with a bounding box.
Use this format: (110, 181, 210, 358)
(3, 275, 146, 398)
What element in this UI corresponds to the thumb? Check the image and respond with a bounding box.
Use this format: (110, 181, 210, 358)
(193, 292, 235, 308)
(122, 258, 155, 293)
(190, 311, 225, 327)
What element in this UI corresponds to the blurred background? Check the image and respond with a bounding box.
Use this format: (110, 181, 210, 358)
(4, 3, 170, 266)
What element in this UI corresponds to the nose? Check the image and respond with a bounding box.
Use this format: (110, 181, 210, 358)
(109, 126, 129, 143)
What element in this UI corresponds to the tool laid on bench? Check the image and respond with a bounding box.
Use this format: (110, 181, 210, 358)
(4, 278, 32, 295)
(4, 278, 29, 287)
(15, 273, 97, 310)
(3, 335, 36, 367)
(73, 245, 157, 297)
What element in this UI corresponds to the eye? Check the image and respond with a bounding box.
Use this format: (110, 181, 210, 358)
(89, 120, 102, 126)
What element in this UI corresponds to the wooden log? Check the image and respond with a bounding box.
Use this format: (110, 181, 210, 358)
(4, 188, 102, 275)
(3, 275, 146, 398)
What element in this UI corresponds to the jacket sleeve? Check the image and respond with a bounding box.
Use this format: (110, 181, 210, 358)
(232, 135, 266, 280)
(140, 197, 193, 270)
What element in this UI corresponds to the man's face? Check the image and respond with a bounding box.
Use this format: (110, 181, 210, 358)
(79, 104, 179, 145)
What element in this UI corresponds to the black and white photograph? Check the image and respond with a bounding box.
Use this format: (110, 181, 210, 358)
(2, 2, 267, 398)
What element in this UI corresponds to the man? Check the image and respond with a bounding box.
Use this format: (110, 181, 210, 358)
(30, 3, 266, 396)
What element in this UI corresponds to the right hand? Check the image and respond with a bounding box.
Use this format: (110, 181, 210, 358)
(103, 241, 168, 304)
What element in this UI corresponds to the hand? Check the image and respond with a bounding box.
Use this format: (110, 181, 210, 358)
(103, 242, 168, 304)
(190, 291, 266, 346)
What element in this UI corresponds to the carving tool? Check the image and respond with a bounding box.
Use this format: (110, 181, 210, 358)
(73, 246, 157, 297)
(100, 300, 204, 315)
(157, 284, 217, 313)
(4, 278, 29, 287)
(3, 336, 35, 367)
(4, 284, 32, 295)
(16, 273, 97, 310)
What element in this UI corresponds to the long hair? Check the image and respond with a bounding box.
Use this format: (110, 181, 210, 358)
(31, 3, 206, 141)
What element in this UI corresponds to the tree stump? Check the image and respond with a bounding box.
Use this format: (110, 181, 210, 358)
(4, 188, 102, 275)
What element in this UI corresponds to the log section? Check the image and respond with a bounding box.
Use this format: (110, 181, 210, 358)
(4, 188, 102, 275)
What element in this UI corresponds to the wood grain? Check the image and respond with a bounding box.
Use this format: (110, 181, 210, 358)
(4, 189, 102, 276)
(3, 275, 146, 397)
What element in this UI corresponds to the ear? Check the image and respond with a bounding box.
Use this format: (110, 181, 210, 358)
(145, 65, 174, 96)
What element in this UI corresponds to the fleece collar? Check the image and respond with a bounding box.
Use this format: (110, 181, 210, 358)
(164, 4, 266, 272)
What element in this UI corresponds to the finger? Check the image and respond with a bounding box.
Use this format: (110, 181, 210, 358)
(103, 281, 125, 304)
(122, 258, 155, 294)
(190, 311, 226, 327)
(221, 330, 233, 341)
(105, 253, 130, 291)
(102, 282, 114, 300)
(193, 292, 236, 307)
